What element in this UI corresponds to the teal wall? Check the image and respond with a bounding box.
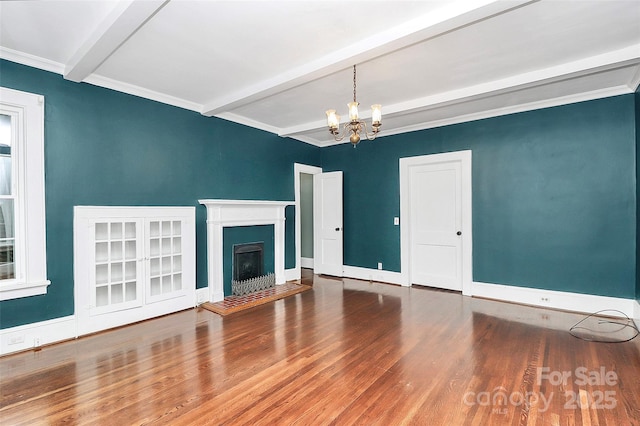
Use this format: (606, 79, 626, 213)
(636, 89, 640, 304)
(1, 58, 638, 330)
(321, 95, 637, 299)
(223, 225, 274, 296)
(0, 59, 320, 329)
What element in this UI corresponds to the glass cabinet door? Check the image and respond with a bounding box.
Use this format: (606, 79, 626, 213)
(91, 219, 143, 314)
(146, 218, 184, 303)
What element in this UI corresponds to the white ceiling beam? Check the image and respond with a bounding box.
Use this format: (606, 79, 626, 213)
(201, 0, 536, 117)
(278, 45, 640, 139)
(64, 0, 169, 82)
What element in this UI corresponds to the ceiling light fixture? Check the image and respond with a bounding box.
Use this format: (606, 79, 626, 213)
(326, 65, 381, 147)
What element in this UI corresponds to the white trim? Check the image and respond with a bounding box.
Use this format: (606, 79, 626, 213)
(284, 268, 298, 282)
(364, 86, 633, 143)
(0, 47, 65, 75)
(0, 52, 201, 115)
(342, 265, 404, 286)
(213, 112, 282, 136)
(198, 199, 294, 302)
(472, 281, 637, 318)
(0, 315, 75, 356)
(0, 280, 50, 301)
(634, 300, 640, 328)
(301, 257, 314, 269)
(84, 74, 202, 113)
(294, 164, 322, 280)
(195, 287, 208, 305)
(0, 87, 50, 300)
(630, 65, 640, 91)
(399, 150, 472, 295)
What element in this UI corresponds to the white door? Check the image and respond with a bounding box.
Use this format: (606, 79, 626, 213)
(408, 160, 463, 291)
(313, 171, 343, 276)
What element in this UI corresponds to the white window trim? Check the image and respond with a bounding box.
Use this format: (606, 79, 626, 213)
(0, 87, 50, 300)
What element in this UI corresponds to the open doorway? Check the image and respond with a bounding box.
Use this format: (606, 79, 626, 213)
(294, 163, 322, 279)
(300, 172, 314, 269)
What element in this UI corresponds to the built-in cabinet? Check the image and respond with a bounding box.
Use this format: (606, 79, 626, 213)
(74, 207, 195, 336)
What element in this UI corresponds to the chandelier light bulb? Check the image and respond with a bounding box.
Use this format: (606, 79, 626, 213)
(326, 110, 339, 130)
(348, 102, 359, 122)
(371, 104, 382, 126)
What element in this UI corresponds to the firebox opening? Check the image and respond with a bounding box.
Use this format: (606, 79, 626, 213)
(233, 242, 264, 282)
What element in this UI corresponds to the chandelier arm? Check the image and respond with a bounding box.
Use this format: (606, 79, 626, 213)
(330, 122, 354, 142)
(360, 121, 378, 141)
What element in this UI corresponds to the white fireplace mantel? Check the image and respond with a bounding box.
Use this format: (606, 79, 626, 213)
(199, 199, 294, 302)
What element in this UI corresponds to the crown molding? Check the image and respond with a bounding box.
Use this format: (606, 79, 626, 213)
(0, 47, 64, 75)
(83, 73, 202, 112)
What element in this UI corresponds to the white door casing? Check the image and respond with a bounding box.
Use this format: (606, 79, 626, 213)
(313, 171, 343, 276)
(400, 151, 472, 295)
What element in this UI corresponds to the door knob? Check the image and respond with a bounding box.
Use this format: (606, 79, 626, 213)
(335, 227, 341, 231)
(456, 231, 462, 236)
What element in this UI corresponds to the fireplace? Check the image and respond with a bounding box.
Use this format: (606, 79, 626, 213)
(199, 199, 294, 302)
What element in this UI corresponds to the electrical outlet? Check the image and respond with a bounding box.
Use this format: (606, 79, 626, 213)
(8, 334, 25, 345)
(377, 262, 382, 270)
(393, 217, 399, 226)
(540, 297, 550, 303)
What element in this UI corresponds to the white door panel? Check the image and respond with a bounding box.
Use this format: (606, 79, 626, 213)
(313, 171, 343, 276)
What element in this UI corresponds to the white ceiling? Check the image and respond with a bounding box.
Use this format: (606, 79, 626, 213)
(1, 0, 639, 147)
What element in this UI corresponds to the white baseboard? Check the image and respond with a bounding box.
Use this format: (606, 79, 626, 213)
(472, 281, 637, 318)
(1, 315, 76, 356)
(301, 257, 314, 269)
(284, 268, 299, 282)
(342, 265, 404, 286)
(634, 300, 640, 329)
(196, 287, 209, 304)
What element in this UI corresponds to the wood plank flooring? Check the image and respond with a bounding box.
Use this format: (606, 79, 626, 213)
(1, 272, 639, 425)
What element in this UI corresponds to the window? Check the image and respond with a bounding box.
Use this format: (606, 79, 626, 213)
(0, 87, 49, 300)
(0, 114, 15, 280)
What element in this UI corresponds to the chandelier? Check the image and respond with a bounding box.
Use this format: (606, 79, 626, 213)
(325, 65, 382, 147)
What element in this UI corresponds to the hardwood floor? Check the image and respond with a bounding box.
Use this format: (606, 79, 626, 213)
(1, 272, 639, 425)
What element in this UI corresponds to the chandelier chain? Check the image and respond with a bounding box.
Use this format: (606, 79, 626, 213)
(353, 65, 357, 103)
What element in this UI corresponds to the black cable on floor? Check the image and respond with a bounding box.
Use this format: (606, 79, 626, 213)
(569, 309, 639, 343)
